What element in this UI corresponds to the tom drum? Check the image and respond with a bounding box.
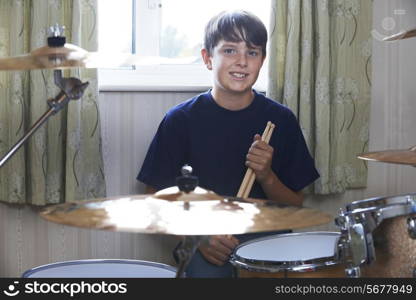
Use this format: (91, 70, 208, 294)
(230, 232, 346, 278)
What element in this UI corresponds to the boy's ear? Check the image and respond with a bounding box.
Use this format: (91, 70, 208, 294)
(201, 48, 212, 70)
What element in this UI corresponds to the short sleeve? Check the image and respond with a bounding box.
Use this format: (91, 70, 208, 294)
(276, 110, 320, 191)
(137, 110, 189, 190)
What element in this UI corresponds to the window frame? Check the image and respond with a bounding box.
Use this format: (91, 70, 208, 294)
(98, 0, 269, 92)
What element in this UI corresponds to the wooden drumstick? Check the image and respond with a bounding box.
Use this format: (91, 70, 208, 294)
(242, 123, 275, 199)
(237, 121, 271, 198)
(237, 121, 275, 198)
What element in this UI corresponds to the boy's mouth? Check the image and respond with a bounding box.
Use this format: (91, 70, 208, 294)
(230, 72, 248, 79)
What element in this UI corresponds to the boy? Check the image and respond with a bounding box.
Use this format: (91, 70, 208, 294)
(137, 10, 319, 277)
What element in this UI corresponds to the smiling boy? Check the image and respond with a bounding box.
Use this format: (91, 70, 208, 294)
(137, 10, 319, 277)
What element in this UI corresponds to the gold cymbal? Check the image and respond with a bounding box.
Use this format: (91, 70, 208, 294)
(40, 187, 332, 235)
(0, 43, 157, 70)
(357, 146, 416, 166)
(383, 28, 416, 41)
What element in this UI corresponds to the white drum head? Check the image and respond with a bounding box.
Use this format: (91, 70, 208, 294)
(235, 232, 339, 262)
(22, 259, 177, 278)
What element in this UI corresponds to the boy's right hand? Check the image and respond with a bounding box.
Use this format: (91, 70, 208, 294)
(199, 235, 240, 266)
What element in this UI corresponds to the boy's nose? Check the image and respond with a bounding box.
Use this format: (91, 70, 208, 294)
(235, 53, 248, 67)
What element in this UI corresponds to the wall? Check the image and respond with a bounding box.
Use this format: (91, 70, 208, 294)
(1, 0, 416, 277)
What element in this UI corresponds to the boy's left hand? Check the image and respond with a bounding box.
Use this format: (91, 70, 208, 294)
(246, 134, 274, 183)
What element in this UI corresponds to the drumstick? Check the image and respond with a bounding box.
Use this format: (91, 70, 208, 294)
(238, 122, 273, 198)
(237, 122, 275, 198)
(242, 123, 275, 199)
(237, 122, 271, 198)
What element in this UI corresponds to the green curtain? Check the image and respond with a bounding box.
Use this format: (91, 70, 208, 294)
(267, 0, 372, 194)
(0, 0, 105, 205)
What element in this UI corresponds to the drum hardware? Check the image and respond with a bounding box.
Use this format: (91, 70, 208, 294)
(0, 22, 159, 167)
(346, 194, 416, 211)
(0, 68, 88, 167)
(175, 165, 199, 194)
(378, 203, 415, 220)
(336, 202, 416, 277)
(407, 216, 416, 239)
(174, 164, 199, 210)
(336, 209, 372, 277)
(170, 166, 203, 278)
(172, 234, 220, 278)
(173, 235, 202, 278)
(341, 197, 416, 234)
(0, 25, 89, 168)
(345, 267, 361, 278)
(337, 207, 380, 234)
(337, 194, 416, 277)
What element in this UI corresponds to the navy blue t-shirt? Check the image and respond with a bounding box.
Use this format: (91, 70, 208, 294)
(137, 90, 319, 199)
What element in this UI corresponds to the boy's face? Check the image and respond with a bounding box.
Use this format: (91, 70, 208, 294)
(202, 39, 265, 96)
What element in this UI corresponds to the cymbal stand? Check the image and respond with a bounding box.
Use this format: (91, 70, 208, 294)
(174, 235, 204, 278)
(173, 165, 206, 278)
(0, 70, 88, 168)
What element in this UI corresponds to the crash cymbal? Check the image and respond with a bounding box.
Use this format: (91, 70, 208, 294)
(0, 43, 160, 71)
(383, 28, 416, 41)
(357, 146, 416, 166)
(40, 187, 332, 236)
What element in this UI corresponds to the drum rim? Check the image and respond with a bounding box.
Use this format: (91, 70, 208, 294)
(231, 258, 341, 273)
(22, 259, 177, 278)
(230, 232, 342, 273)
(346, 193, 416, 212)
(343, 194, 416, 225)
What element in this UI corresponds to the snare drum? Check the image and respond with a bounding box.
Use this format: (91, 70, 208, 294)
(22, 259, 178, 278)
(339, 194, 416, 278)
(230, 232, 346, 278)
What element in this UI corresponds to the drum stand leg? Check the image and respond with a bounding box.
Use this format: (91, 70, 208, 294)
(345, 266, 361, 278)
(174, 235, 208, 278)
(0, 70, 88, 168)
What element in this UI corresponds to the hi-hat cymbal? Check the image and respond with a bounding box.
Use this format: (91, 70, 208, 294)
(383, 28, 416, 41)
(357, 146, 416, 166)
(39, 187, 332, 236)
(0, 43, 159, 71)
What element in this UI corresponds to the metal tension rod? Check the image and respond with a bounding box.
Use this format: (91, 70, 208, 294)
(0, 70, 88, 168)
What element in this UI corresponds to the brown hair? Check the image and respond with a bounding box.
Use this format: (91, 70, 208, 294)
(204, 10, 268, 56)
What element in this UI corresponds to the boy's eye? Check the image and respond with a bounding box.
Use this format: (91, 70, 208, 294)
(248, 50, 260, 57)
(223, 48, 236, 54)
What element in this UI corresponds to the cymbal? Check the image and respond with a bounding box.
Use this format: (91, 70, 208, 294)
(357, 146, 416, 166)
(383, 28, 416, 41)
(40, 187, 332, 236)
(0, 43, 159, 70)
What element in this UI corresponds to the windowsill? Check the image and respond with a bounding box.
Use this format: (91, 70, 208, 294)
(99, 84, 211, 92)
(99, 84, 267, 93)
(97, 65, 268, 93)
(99, 85, 267, 93)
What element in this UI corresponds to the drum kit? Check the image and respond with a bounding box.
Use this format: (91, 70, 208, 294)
(1, 26, 416, 278)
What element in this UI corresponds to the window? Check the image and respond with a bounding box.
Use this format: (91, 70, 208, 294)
(98, 0, 271, 91)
